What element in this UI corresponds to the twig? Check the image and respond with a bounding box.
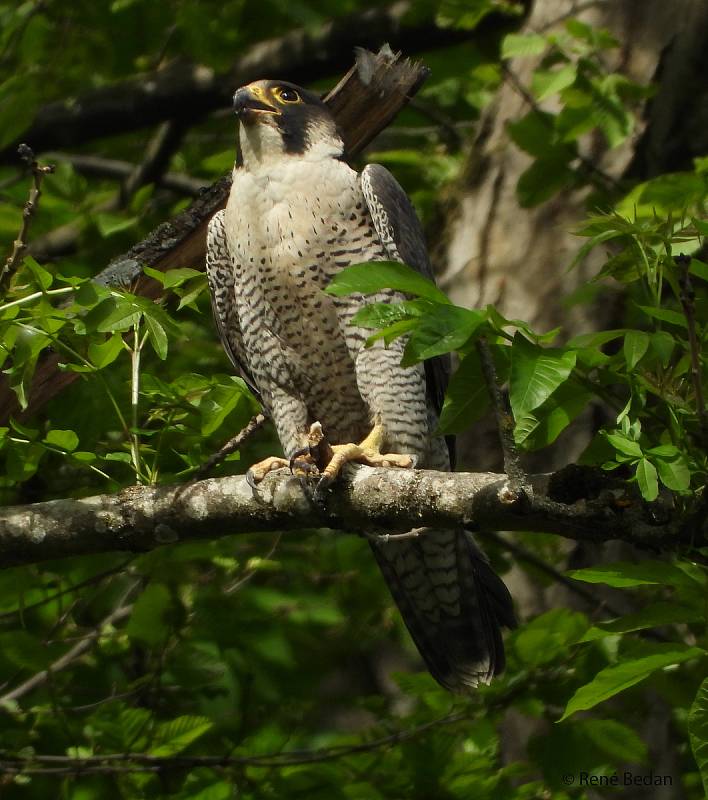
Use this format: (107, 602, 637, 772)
(29, 121, 189, 262)
(0, 711, 468, 775)
(501, 64, 622, 193)
(676, 254, 707, 449)
(0, 676, 533, 775)
(0, 597, 135, 706)
(177, 413, 267, 496)
(119, 119, 188, 207)
(45, 152, 208, 196)
(480, 530, 624, 617)
(0, 145, 54, 294)
(476, 337, 529, 496)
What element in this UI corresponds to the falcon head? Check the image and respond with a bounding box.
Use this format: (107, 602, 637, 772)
(233, 80, 343, 166)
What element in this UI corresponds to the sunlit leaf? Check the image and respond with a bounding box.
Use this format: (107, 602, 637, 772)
(560, 646, 705, 720)
(689, 678, 708, 797)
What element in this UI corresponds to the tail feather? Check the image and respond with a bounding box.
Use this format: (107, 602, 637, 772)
(370, 529, 515, 692)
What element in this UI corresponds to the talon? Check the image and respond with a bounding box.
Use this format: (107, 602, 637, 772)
(319, 422, 415, 485)
(290, 457, 319, 479)
(245, 455, 290, 487)
(246, 469, 259, 490)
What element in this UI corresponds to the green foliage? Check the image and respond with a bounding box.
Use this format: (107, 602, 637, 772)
(0, 4, 705, 799)
(502, 21, 653, 206)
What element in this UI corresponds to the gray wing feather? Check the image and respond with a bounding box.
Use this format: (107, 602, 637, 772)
(206, 210, 261, 402)
(360, 163, 453, 463)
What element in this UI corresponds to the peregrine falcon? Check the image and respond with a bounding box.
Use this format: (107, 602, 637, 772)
(206, 79, 515, 691)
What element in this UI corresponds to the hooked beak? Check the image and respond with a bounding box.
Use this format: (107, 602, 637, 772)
(233, 87, 280, 121)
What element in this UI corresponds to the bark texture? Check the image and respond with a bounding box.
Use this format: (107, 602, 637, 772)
(0, 466, 698, 568)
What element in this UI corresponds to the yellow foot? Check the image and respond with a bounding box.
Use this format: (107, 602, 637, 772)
(319, 422, 414, 486)
(246, 456, 290, 487)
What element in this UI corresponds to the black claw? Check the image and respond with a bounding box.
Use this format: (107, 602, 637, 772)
(313, 473, 334, 504)
(246, 469, 259, 491)
(289, 446, 312, 472)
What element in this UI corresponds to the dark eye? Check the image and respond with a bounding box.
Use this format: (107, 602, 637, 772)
(278, 88, 300, 103)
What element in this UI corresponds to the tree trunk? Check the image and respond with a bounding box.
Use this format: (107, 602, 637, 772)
(437, 1, 707, 786)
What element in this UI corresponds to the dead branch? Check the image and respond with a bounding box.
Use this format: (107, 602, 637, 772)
(0, 145, 54, 294)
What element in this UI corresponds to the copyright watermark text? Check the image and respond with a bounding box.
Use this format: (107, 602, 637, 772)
(561, 771, 673, 788)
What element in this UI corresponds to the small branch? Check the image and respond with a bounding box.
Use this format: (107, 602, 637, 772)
(501, 64, 622, 192)
(0, 145, 54, 294)
(119, 119, 187, 207)
(129, 325, 142, 482)
(676, 254, 707, 449)
(0, 599, 134, 706)
(0, 709, 469, 774)
(184, 412, 267, 487)
(481, 530, 626, 618)
(0, 465, 699, 569)
(477, 337, 529, 495)
(45, 152, 208, 196)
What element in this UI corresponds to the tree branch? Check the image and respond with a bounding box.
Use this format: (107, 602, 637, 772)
(0, 465, 699, 569)
(46, 152, 208, 196)
(0, 599, 134, 705)
(0, 1, 514, 163)
(0, 145, 54, 294)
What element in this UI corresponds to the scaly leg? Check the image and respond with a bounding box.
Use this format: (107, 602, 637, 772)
(318, 422, 415, 489)
(246, 423, 322, 488)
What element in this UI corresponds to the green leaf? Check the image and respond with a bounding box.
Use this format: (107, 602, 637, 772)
(513, 609, 588, 667)
(199, 378, 250, 436)
(623, 330, 650, 370)
(636, 305, 687, 328)
(150, 715, 213, 757)
(507, 111, 556, 158)
(514, 379, 592, 449)
(91, 298, 142, 333)
(582, 719, 648, 765)
(516, 155, 576, 207)
(604, 432, 643, 459)
(568, 560, 701, 590)
(501, 32, 547, 59)
(650, 330, 675, 366)
(401, 306, 485, 365)
(509, 334, 577, 419)
(654, 454, 691, 492)
(88, 333, 124, 369)
(24, 256, 53, 290)
(437, 351, 490, 434)
(0, 630, 49, 671)
(532, 63, 577, 101)
(689, 257, 708, 282)
(4, 327, 50, 409)
(326, 261, 450, 304)
(43, 429, 79, 452)
(144, 266, 204, 289)
(144, 314, 168, 360)
(559, 646, 705, 720)
(95, 211, 138, 237)
(126, 583, 172, 646)
(636, 458, 658, 501)
(579, 602, 704, 641)
(352, 300, 425, 329)
(689, 678, 708, 798)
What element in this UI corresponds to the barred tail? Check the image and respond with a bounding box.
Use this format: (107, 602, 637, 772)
(370, 528, 516, 691)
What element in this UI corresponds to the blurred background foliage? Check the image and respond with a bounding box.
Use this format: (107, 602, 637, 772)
(0, 0, 706, 798)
